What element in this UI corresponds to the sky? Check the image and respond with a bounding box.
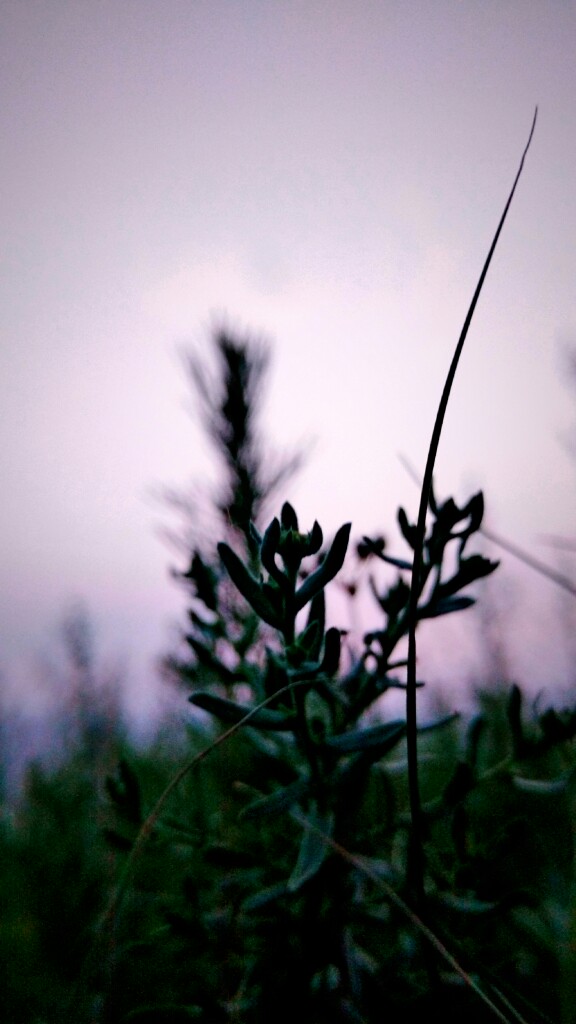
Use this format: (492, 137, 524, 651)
(1, 1, 576, 725)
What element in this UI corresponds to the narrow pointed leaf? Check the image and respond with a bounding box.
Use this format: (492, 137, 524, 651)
(307, 520, 324, 555)
(241, 882, 287, 911)
(417, 712, 459, 733)
(287, 804, 333, 891)
(218, 542, 281, 627)
(295, 618, 322, 660)
(372, 551, 413, 571)
(511, 770, 575, 794)
(281, 501, 298, 529)
(463, 491, 484, 533)
(320, 627, 342, 676)
(260, 517, 284, 585)
(189, 692, 296, 730)
(305, 589, 325, 658)
(248, 521, 262, 550)
(436, 892, 499, 916)
(398, 507, 418, 549)
(240, 778, 310, 821)
(457, 554, 500, 586)
(436, 556, 499, 601)
(295, 522, 351, 610)
(325, 720, 406, 755)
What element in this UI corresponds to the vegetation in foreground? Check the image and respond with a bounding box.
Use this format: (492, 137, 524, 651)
(3, 109, 576, 1024)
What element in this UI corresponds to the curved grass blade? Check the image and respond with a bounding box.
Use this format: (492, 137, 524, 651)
(405, 108, 538, 909)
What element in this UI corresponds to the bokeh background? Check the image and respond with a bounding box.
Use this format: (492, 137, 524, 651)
(1, 1, 575, 737)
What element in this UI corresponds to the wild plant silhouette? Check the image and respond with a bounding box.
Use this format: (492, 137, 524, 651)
(5, 109, 576, 1024)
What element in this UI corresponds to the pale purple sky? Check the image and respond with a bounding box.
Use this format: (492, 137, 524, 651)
(1, 2, 575, 719)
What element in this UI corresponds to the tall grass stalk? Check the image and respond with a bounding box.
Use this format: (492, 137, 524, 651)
(405, 108, 538, 909)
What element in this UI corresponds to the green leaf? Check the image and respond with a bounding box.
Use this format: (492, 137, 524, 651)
(189, 692, 296, 731)
(434, 555, 499, 603)
(325, 720, 406, 755)
(241, 882, 287, 911)
(240, 778, 310, 821)
(462, 490, 484, 533)
(435, 892, 498, 916)
(304, 589, 325, 659)
(281, 501, 299, 529)
(373, 552, 413, 571)
(307, 519, 324, 556)
(262, 649, 290, 699)
(397, 506, 418, 548)
(292, 618, 322, 662)
(305, 689, 334, 742)
(456, 554, 500, 588)
(218, 542, 282, 628)
(321, 627, 342, 677)
(260, 517, 285, 585)
(248, 520, 262, 550)
(287, 803, 333, 891)
(435, 497, 460, 534)
(511, 770, 574, 794)
(418, 712, 459, 734)
(370, 576, 410, 618)
(295, 522, 351, 610)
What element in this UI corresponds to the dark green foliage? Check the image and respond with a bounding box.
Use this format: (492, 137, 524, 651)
(92, 483, 574, 1024)
(0, 755, 114, 1021)
(6, 111, 576, 1024)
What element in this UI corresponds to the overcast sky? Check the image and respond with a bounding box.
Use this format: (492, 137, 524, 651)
(1, 1, 575, 720)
